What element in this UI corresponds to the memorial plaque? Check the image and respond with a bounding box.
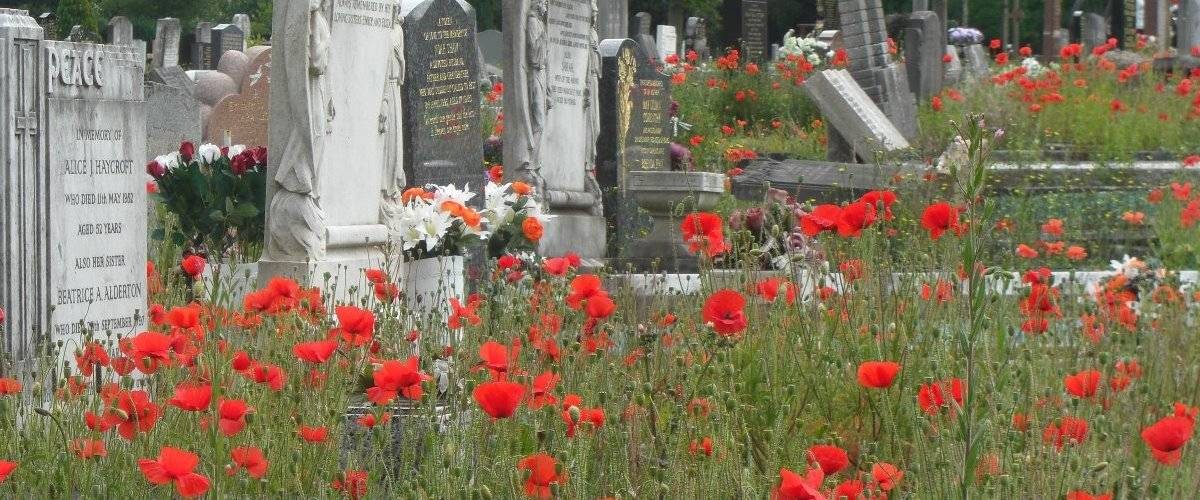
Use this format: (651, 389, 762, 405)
(401, 0, 483, 191)
(541, 0, 595, 193)
(43, 40, 147, 342)
(211, 24, 245, 62)
(723, 0, 769, 61)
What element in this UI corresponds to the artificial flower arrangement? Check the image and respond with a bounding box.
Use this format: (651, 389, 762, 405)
(483, 173, 553, 258)
(149, 141, 267, 260)
(392, 184, 489, 262)
(779, 29, 832, 67)
(948, 27, 984, 46)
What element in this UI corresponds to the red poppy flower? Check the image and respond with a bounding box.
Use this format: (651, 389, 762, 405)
(331, 470, 368, 499)
(857, 361, 901, 389)
(167, 384, 212, 412)
(476, 340, 518, 379)
(367, 357, 431, 405)
(681, 212, 727, 256)
(756, 277, 797, 304)
(75, 341, 111, 377)
(249, 363, 286, 391)
(772, 467, 824, 500)
(527, 371, 560, 410)
(1043, 416, 1089, 450)
(917, 378, 964, 416)
(800, 204, 842, 236)
(334, 306, 375, 346)
(585, 294, 616, 320)
(921, 202, 960, 240)
(565, 275, 606, 310)
(1065, 491, 1113, 500)
(218, 398, 252, 437)
(517, 453, 565, 498)
(1016, 244, 1039, 259)
(836, 201, 876, 237)
(701, 289, 748, 338)
(689, 436, 714, 457)
(138, 447, 210, 498)
(228, 446, 268, 479)
(128, 330, 173, 374)
(0, 378, 21, 395)
(0, 460, 15, 483)
(105, 390, 160, 440)
(449, 294, 483, 329)
(835, 479, 863, 499)
(1064, 370, 1101, 398)
(71, 438, 107, 459)
(299, 425, 329, 443)
(858, 190, 898, 220)
(356, 412, 392, 429)
(871, 462, 903, 491)
(474, 380, 526, 420)
(807, 444, 849, 475)
(1141, 415, 1195, 465)
(180, 254, 206, 278)
(293, 339, 338, 364)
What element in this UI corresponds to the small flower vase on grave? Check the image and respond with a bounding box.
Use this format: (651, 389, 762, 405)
(401, 255, 466, 339)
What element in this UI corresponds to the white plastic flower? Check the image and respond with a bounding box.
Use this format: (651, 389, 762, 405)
(197, 143, 221, 164)
(155, 152, 182, 171)
(431, 183, 476, 207)
(227, 144, 247, 158)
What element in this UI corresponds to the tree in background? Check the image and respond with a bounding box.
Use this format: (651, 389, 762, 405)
(55, 0, 102, 36)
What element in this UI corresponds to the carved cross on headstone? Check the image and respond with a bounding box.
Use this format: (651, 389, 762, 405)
(14, 112, 38, 138)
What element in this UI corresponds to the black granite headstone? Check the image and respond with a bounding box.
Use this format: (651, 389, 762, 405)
(191, 22, 213, 70)
(722, 0, 770, 61)
(597, 38, 672, 256)
(401, 0, 484, 193)
(211, 24, 245, 61)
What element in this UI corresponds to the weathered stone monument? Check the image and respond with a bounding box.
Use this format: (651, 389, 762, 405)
(1181, 0, 1200, 56)
(804, 69, 910, 160)
(192, 22, 213, 70)
(107, 16, 133, 45)
(903, 11, 943, 99)
(1082, 13, 1107, 50)
(838, 0, 918, 140)
(211, 24, 245, 63)
(685, 17, 710, 60)
(232, 13, 252, 49)
(944, 45, 963, 84)
(722, 0, 770, 61)
(502, 0, 607, 259)
(477, 29, 503, 79)
(1143, 0, 1168, 49)
(205, 48, 271, 147)
(145, 83, 201, 158)
(1042, 0, 1063, 55)
(656, 24, 677, 62)
(152, 18, 181, 69)
(596, 38, 671, 256)
(597, 0, 628, 40)
(260, 0, 400, 288)
(400, 0, 483, 191)
(632, 12, 659, 65)
(0, 10, 148, 365)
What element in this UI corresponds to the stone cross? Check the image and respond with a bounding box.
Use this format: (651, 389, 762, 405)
(107, 16, 133, 45)
(153, 18, 181, 68)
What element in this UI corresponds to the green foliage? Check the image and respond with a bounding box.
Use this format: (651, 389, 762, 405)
(55, 0, 101, 36)
(153, 147, 266, 260)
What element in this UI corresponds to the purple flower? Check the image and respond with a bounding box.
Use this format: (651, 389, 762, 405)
(669, 143, 693, 171)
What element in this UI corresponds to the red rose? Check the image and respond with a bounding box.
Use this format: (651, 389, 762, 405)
(178, 141, 195, 162)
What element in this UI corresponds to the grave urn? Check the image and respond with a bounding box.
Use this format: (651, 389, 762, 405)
(402, 255, 466, 339)
(623, 171, 727, 272)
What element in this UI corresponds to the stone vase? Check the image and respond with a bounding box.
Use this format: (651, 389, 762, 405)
(401, 255, 466, 330)
(622, 171, 726, 272)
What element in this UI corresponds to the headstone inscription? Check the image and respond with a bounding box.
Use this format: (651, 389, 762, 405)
(596, 0, 629, 40)
(633, 12, 659, 65)
(903, 11, 943, 99)
(206, 48, 271, 147)
(723, 0, 770, 61)
(501, 0, 607, 258)
(400, 0, 483, 191)
(656, 24, 677, 62)
(596, 38, 671, 256)
(192, 22, 213, 69)
(260, 0, 399, 290)
(211, 24, 245, 62)
(153, 18, 181, 69)
(45, 39, 148, 351)
(804, 69, 910, 160)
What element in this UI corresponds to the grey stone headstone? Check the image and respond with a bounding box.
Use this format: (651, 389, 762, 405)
(963, 43, 990, 77)
(232, 13, 252, 49)
(877, 62, 918, 141)
(145, 82, 201, 159)
(903, 11, 943, 99)
(838, 0, 890, 102)
(655, 24, 677, 62)
(596, 38, 672, 256)
(148, 65, 196, 95)
(597, 0, 629, 40)
(107, 16, 133, 45)
(211, 24, 244, 65)
(43, 39, 149, 355)
(633, 12, 660, 65)
(1181, 0, 1200, 55)
(67, 25, 97, 42)
(722, 0, 770, 61)
(731, 158, 897, 202)
(1082, 12, 1107, 50)
(35, 11, 56, 39)
(1042, 0, 1063, 55)
(400, 0, 483, 192)
(153, 18, 181, 68)
(192, 22, 213, 69)
(0, 8, 50, 366)
(943, 45, 963, 84)
(684, 17, 710, 60)
(803, 69, 910, 160)
(478, 29, 503, 69)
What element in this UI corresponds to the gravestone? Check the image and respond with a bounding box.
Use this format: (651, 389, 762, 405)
(723, 0, 770, 61)
(260, 0, 399, 291)
(944, 45, 963, 84)
(1143, 0, 1168, 49)
(903, 11, 943, 99)
(478, 29, 503, 72)
(146, 82, 201, 159)
(232, 13, 252, 49)
(400, 0, 483, 191)
(44, 39, 149, 351)
(211, 24, 245, 63)
(1181, 0, 1200, 55)
(839, 0, 918, 141)
(1114, 0, 1136, 49)
(633, 12, 659, 65)
(804, 69, 910, 160)
(597, 0, 629, 40)
(35, 12, 56, 39)
(107, 16, 133, 45)
(1070, 10, 1083, 44)
(731, 158, 902, 202)
(192, 22, 213, 69)
(1042, 0, 1062, 55)
(148, 66, 195, 96)
(685, 17, 710, 60)
(0, 9, 50, 365)
(153, 18, 181, 69)
(596, 39, 672, 256)
(656, 24, 677, 62)
(206, 48, 270, 147)
(501, 0, 607, 259)
(962, 43, 990, 77)
(1082, 13, 1106, 50)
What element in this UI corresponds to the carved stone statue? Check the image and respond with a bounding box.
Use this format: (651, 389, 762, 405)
(264, 0, 332, 261)
(503, 0, 549, 196)
(583, 0, 603, 217)
(380, 7, 406, 241)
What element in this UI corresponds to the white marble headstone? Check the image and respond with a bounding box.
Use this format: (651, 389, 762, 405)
(655, 24, 677, 62)
(541, 0, 595, 194)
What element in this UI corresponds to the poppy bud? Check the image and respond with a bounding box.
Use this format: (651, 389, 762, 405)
(568, 406, 582, 422)
(480, 486, 493, 499)
(112, 408, 129, 420)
